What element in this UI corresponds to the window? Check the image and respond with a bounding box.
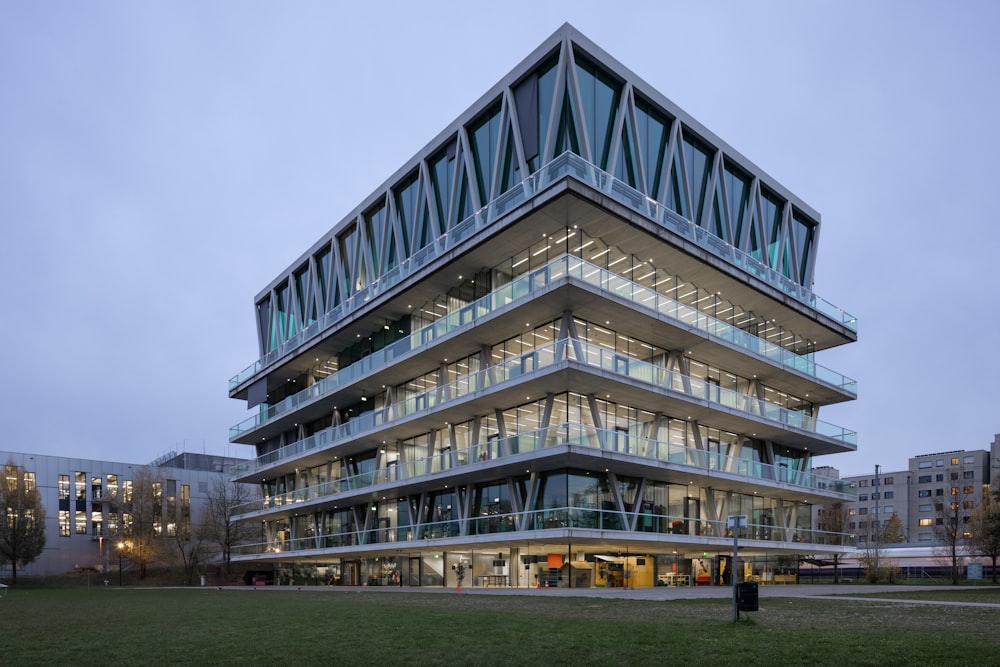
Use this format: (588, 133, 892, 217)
(58, 474, 70, 500)
(963, 470, 975, 479)
(919, 504, 932, 511)
(951, 457, 960, 465)
(883, 505, 894, 513)
(848, 508, 856, 516)
(936, 459, 944, 467)
(918, 475, 931, 483)
(918, 533, 932, 542)
(884, 491, 893, 499)
(75, 510, 87, 534)
(963, 485, 974, 494)
(936, 474, 944, 482)
(59, 510, 71, 537)
(884, 477, 894, 485)
(919, 518, 933, 526)
(859, 494, 868, 501)
(951, 472, 959, 480)
(918, 461, 932, 469)
(918, 490, 931, 497)
(859, 508, 868, 515)
(75, 472, 86, 500)
(963, 501, 975, 509)
(859, 480, 868, 487)
(871, 492, 880, 500)
(964, 456, 975, 464)
(951, 487, 959, 495)
(936, 489, 944, 496)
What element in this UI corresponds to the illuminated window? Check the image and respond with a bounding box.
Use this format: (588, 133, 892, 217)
(951, 487, 959, 495)
(58, 474, 70, 500)
(59, 510, 70, 537)
(963, 485, 974, 494)
(75, 510, 87, 534)
(107, 474, 118, 499)
(951, 457, 959, 465)
(75, 472, 86, 500)
(919, 518, 932, 526)
(918, 490, 931, 498)
(963, 501, 974, 509)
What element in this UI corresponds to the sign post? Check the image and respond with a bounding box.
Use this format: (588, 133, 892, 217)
(728, 514, 748, 621)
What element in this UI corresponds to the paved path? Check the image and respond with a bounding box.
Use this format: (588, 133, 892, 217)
(239, 583, 1000, 607)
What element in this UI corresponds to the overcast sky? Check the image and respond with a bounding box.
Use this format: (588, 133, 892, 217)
(2, 1, 998, 476)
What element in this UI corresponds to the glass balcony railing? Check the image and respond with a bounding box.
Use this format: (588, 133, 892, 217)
(230, 153, 856, 390)
(230, 254, 856, 439)
(229, 337, 857, 477)
(231, 504, 855, 557)
(231, 422, 856, 517)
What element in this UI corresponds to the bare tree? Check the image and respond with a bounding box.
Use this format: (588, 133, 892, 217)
(813, 501, 850, 582)
(202, 475, 259, 578)
(965, 474, 1000, 583)
(165, 506, 207, 586)
(0, 461, 46, 583)
(113, 466, 163, 580)
(858, 513, 904, 583)
(934, 483, 974, 585)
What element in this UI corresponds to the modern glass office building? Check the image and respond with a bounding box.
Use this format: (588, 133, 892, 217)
(227, 24, 858, 588)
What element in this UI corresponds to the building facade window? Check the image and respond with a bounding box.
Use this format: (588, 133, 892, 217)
(58, 474, 70, 500)
(59, 509, 71, 537)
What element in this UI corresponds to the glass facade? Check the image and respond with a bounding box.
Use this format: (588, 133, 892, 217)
(228, 25, 857, 589)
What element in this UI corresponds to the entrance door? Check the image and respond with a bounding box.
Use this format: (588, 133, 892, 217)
(408, 556, 421, 587)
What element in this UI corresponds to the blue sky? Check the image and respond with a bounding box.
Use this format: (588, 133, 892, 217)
(1, 1, 998, 475)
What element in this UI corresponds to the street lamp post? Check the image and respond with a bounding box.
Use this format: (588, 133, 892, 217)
(874, 465, 881, 579)
(117, 542, 124, 586)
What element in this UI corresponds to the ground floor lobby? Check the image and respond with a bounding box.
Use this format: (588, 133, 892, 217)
(252, 545, 809, 589)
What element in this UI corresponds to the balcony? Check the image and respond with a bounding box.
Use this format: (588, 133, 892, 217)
(230, 254, 856, 440)
(231, 153, 856, 391)
(231, 505, 855, 558)
(230, 335, 856, 478)
(231, 422, 855, 518)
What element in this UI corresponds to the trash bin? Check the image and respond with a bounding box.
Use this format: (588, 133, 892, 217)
(736, 581, 759, 612)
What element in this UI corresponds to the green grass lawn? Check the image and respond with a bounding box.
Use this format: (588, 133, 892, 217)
(1, 588, 997, 666)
